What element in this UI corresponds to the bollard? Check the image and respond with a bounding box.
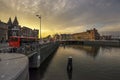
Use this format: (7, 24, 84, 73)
(67, 56, 73, 72)
(64, 44, 65, 48)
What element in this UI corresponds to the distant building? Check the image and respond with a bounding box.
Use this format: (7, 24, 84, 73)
(72, 28, 100, 40)
(100, 35, 112, 40)
(111, 36, 120, 40)
(53, 34, 61, 41)
(60, 34, 72, 40)
(0, 20, 8, 41)
(0, 16, 39, 40)
(21, 27, 39, 38)
(32, 29, 39, 38)
(21, 26, 33, 37)
(8, 17, 21, 38)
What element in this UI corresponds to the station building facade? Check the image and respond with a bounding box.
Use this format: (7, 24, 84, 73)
(0, 17, 39, 41)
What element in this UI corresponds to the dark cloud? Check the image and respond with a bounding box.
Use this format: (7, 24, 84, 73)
(0, 0, 120, 34)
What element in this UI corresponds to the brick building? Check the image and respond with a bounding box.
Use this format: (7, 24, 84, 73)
(0, 20, 8, 41)
(8, 17, 21, 38)
(0, 16, 39, 40)
(72, 28, 100, 40)
(21, 26, 39, 38)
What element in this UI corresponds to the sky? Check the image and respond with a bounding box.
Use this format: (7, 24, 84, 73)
(0, 0, 120, 37)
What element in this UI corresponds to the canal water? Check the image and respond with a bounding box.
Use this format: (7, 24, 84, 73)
(30, 45, 120, 80)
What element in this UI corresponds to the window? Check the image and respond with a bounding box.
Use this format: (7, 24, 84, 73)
(13, 31, 16, 36)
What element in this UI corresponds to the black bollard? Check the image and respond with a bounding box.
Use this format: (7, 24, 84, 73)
(67, 56, 73, 72)
(64, 44, 65, 48)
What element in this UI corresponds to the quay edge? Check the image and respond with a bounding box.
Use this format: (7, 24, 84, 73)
(29, 42, 60, 68)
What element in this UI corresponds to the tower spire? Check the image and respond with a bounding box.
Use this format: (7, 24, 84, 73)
(13, 16, 19, 25)
(7, 17, 12, 25)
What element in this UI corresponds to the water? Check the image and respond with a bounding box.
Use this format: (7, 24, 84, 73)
(30, 45, 120, 80)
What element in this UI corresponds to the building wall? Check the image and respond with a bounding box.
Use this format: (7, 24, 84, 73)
(21, 27, 39, 38)
(8, 25, 21, 38)
(8, 17, 21, 38)
(0, 17, 39, 40)
(0, 21, 8, 41)
(72, 28, 100, 40)
(60, 34, 72, 40)
(21, 27, 32, 37)
(72, 32, 90, 40)
(32, 29, 39, 38)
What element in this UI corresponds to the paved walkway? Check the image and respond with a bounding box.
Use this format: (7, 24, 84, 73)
(0, 53, 29, 80)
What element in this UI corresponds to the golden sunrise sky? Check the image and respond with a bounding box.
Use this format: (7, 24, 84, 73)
(0, 0, 120, 37)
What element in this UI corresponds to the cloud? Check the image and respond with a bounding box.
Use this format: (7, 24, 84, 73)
(0, 0, 120, 36)
(99, 24, 120, 32)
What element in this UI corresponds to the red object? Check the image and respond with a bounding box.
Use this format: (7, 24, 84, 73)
(8, 36, 37, 48)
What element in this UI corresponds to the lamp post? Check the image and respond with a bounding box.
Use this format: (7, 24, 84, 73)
(36, 15, 42, 39)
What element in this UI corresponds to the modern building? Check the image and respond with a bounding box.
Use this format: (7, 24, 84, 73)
(72, 28, 100, 40)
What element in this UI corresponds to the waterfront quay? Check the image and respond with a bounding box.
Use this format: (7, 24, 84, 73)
(30, 44, 120, 80)
(0, 40, 120, 80)
(0, 41, 59, 80)
(0, 53, 29, 80)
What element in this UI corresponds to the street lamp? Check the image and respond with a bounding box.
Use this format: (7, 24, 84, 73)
(36, 15, 42, 39)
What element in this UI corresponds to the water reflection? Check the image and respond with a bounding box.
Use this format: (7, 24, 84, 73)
(68, 45, 100, 58)
(30, 45, 120, 80)
(29, 49, 57, 80)
(67, 70, 72, 80)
